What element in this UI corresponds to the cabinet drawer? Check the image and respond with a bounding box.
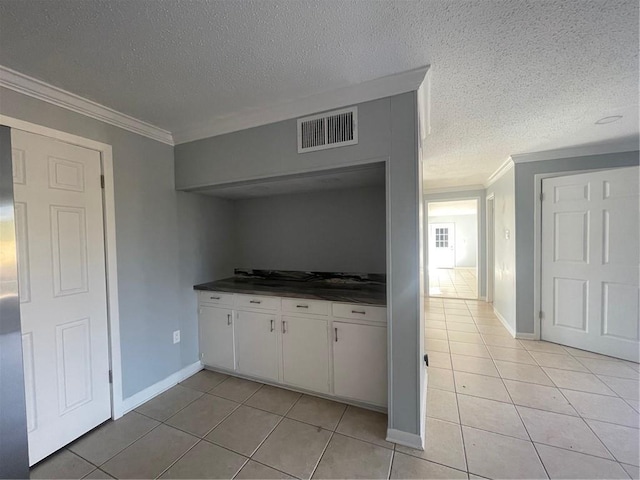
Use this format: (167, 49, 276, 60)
(332, 303, 387, 323)
(282, 298, 329, 316)
(198, 291, 234, 306)
(235, 294, 280, 311)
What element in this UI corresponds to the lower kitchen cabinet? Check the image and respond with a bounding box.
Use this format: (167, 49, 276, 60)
(197, 291, 388, 408)
(235, 310, 279, 382)
(281, 315, 330, 393)
(199, 305, 235, 370)
(333, 321, 388, 407)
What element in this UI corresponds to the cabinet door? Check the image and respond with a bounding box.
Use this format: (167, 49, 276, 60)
(199, 306, 235, 370)
(235, 310, 279, 381)
(281, 316, 330, 393)
(333, 322, 387, 406)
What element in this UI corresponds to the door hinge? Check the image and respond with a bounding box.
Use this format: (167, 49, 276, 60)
(100, 175, 105, 189)
(539, 191, 544, 202)
(108, 370, 113, 384)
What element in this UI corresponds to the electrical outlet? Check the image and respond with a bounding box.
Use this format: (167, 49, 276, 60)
(173, 330, 180, 344)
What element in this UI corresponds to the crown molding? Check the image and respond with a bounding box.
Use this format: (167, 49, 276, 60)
(173, 66, 430, 144)
(0, 65, 174, 145)
(484, 157, 514, 188)
(423, 184, 485, 195)
(510, 141, 639, 164)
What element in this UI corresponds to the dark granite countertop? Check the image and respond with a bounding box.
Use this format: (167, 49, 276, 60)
(194, 269, 386, 306)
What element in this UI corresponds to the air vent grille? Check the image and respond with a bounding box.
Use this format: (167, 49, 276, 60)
(297, 107, 358, 153)
(301, 118, 325, 150)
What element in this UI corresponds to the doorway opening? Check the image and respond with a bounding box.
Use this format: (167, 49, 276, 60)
(427, 199, 479, 299)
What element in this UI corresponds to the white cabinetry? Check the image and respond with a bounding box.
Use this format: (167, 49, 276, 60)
(199, 304, 235, 370)
(333, 321, 388, 407)
(281, 315, 330, 393)
(235, 310, 279, 382)
(197, 290, 387, 407)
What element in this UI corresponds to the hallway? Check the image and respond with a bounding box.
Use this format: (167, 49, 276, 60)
(423, 297, 639, 479)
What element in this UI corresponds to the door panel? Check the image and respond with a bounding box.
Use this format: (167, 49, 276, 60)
(333, 322, 387, 406)
(235, 311, 279, 381)
(602, 282, 639, 340)
(12, 129, 110, 465)
(281, 315, 329, 393)
(199, 306, 235, 370)
(541, 167, 639, 361)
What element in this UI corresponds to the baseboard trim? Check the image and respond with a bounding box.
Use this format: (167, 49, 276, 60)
(493, 307, 516, 338)
(515, 332, 538, 340)
(387, 428, 424, 450)
(118, 361, 203, 417)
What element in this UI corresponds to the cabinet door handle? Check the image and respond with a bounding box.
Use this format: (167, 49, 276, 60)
(270, 319, 274, 332)
(210, 296, 221, 300)
(296, 304, 309, 309)
(249, 300, 261, 304)
(227, 314, 232, 325)
(334, 327, 338, 342)
(351, 310, 366, 315)
(282, 321, 287, 334)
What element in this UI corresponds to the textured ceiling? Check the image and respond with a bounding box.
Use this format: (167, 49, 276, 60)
(0, 0, 638, 187)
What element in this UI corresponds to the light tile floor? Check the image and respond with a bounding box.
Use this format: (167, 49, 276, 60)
(422, 297, 640, 480)
(429, 268, 478, 299)
(30, 298, 639, 479)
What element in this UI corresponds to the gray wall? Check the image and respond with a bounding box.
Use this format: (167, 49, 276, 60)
(175, 93, 425, 440)
(428, 213, 478, 268)
(177, 192, 236, 367)
(514, 151, 640, 334)
(0, 87, 236, 399)
(234, 186, 386, 273)
(424, 190, 486, 298)
(486, 168, 516, 331)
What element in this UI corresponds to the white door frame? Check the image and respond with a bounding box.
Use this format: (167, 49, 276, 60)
(0, 115, 125, 419)
(485, 194, 495, 304)
(533, 167, 628, 342)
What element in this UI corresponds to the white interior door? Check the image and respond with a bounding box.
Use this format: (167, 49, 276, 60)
(541, 166, 639, 362)
(12, 129, 111, 465)
(429, 223, 455, 268)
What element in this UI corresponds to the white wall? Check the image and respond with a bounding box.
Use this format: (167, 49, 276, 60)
(486, 166, 516, 333)
(234, 186, 386, 273)
(428, 213, 477, 268)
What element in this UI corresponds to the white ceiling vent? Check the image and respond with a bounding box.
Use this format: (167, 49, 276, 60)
(297, 107, 358, 153)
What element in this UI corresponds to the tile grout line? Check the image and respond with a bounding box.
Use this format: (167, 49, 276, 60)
(445, 334, 471, 476)
(307, 404, 349, 480)
(386, 449, 395, 480)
